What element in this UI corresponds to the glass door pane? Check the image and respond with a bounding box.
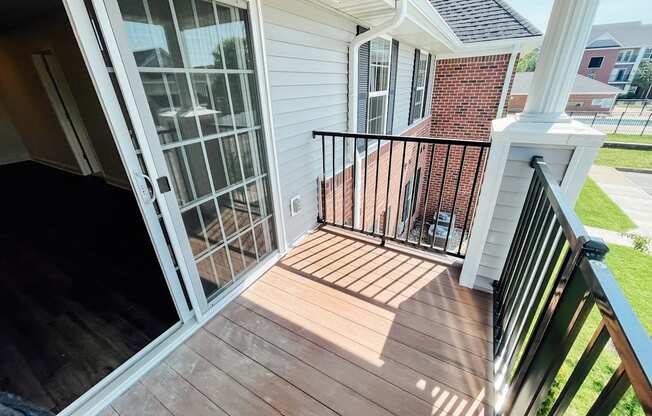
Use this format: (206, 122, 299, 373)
(114, 0, 277, 301)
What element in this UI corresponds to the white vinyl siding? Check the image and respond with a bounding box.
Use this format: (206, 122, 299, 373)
(475, 146, 572, 290)
(392, 43, 415, 134)
(262, 0, 356, 245)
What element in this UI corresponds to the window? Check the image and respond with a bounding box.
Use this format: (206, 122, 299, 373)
(617, 49, 638, 63)
(592, 98, 614, 108)
(367, 37, 392, 134)
(588, 56, 604, 68)
(610, 68, 630, 82)
(409, 50, 431, 124)
(643, 48, 652, 60)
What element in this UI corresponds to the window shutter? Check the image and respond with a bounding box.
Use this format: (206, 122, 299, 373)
(357, 26, 370, 133)
(408, 49, 420, 125)
(421, 54, 432, 118)
(385, 39, 399, 134)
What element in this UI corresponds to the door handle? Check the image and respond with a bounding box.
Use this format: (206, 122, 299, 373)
(134, 171, 157, 204)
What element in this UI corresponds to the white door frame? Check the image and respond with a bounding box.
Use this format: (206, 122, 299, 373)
(56, 0, 288, 413)
(89, 0, 288, 314)
(32, 51, 103, 175)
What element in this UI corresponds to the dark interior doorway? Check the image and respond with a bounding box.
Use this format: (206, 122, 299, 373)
(0, 1, 179, 413)
(0, 163, 178, 412)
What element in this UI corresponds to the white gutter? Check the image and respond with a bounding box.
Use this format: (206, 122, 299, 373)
(349, 0, 408, 229)
(348, 0, 408, 132)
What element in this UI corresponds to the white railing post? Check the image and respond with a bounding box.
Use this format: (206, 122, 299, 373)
(459, 0, 605, 290)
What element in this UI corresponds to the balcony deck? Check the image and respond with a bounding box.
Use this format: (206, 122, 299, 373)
(103, 228, 494, 416)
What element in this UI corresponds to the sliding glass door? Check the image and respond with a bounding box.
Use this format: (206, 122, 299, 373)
(104, 0, 277, 304)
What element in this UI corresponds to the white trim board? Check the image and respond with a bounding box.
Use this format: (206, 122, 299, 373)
(32, 52, 103, 175)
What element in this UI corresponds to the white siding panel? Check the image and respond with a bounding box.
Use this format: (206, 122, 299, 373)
(392, 43, 415, 134)
(477, 146, 573, 284)
(263, 0, 356, 244)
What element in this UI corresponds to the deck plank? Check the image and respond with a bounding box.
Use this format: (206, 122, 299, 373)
(186, 329, 339, 416)
(110, 229, 495, 416)
(203, 316, 396, 416)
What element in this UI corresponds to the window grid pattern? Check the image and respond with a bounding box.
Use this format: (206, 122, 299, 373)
(367, 38, 391, 134)
(118, 0, 276, 300)
(412, 52, 429, 119)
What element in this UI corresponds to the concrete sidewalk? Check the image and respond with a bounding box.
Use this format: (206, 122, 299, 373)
(589, 165, 652, 249)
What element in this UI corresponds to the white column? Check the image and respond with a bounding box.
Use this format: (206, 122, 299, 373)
(459, 0, 605, 290)
(519, 0, 600, 122)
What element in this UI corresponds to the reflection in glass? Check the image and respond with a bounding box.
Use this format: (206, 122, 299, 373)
(182, 206, 206, 255)
(199, 200, 222, 247)
(241, 230, 256, 268)
(118, 0, 184, 67)
(222, 135, 243, 184)
(216, 5, 252, 70)
(228, 237, 246, 276)
(185, 143, 211, 200)
(232, 186, 251, 231)
(217, 192, 237, 237)
(254, 218, 276, 259)
(238, 131, 267, 178)
(141, 72, 199, 143)
(173, 0, 223, 68)
(205, 138, 228, 191)
(229, 74, 258, 129)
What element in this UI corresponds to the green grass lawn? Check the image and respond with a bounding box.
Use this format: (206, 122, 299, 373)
(594, 148, 652, 170)
(605, 134, 652, 145)
(540, 245, 650, 416)
(575, 178, 636, 232)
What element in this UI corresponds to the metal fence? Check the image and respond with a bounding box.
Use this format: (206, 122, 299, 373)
(494, 157, 651, 415)
(313, 130, 490, 258)
(570, 111, 652, 136)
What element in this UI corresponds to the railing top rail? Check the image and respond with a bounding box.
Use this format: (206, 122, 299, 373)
(580, 258, 652, 409)
(312, 130, 491, 147)
(529, 155, 651, 410)
(530, 156, 600, 253)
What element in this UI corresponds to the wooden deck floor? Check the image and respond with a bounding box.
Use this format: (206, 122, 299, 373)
(102, 228, 494, 416)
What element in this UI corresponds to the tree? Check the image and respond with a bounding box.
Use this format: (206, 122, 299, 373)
(516, 49, 540, 73)
(633, 61, 652, 99)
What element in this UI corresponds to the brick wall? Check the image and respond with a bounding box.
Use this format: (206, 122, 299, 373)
(321, 53, 514, 254)
(578, 49, 619, 85)
(415, 54, 515, 251)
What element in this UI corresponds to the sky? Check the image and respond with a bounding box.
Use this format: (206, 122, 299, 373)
(503, 0, 651, 33)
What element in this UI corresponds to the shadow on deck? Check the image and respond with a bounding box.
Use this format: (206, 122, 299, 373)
(104, 227, 495, 416)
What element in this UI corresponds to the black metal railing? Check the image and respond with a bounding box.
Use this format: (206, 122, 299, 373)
(569, 111, 652, 136)
(494, 156, 651, 415)
(313, 131, 490, 258)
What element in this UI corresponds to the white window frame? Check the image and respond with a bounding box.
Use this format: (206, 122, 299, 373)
(413, 49, 430, 120)
(587, 56, 604, 69)
(366, 35, 393, 135)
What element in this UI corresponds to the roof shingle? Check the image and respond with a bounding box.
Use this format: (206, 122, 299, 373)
(430, 0, 541, 43)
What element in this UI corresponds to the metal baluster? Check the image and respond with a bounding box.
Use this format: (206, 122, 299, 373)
(332, 135, 336, 225)
(321, 135, 326, 222)
(585, 364, 630, 416)
(458, 147, 485, 256)
(372, 138, 381, 235)
(382, 140, 394, 244)
(352, 137, 357, 228)
(342, 136, 346, 227)
(431, 144, 451, 250)
(443, 146, 468, 253)
(549, 321, 610, 416)
(362, 139, 369, 232)
(404, 143, 421, 243)
(418, 143, 436, 247)
(394, 141, 407, 239)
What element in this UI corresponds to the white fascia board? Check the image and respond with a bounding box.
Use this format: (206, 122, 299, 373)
(438, 35, 542, 59)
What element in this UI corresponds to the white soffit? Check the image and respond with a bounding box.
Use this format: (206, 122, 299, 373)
(313, 0, 461, 53)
